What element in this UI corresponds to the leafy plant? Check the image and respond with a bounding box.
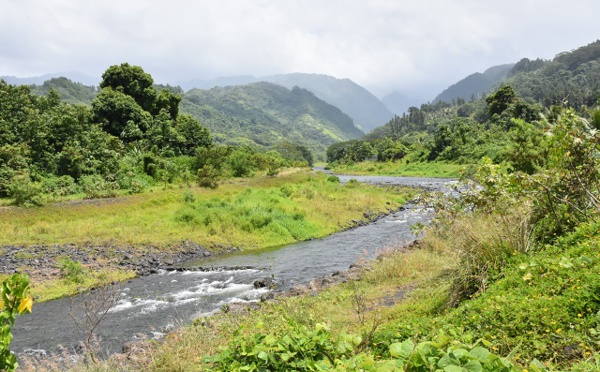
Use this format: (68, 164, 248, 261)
(205, 322, 361, 371)
(0, 273, 33, 371)
(79, 174, 119, 199)
(378, 337, 520, 372)
(59, 258, 86, 284)
(8, 173, 44, 206)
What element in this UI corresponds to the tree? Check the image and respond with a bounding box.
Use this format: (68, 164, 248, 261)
(100, 63, 156, 112)
(174, 114, 212, 155)
(91, 88, 151, 140)
(506, 118, 546, 174)
(486, 85, 517, 117)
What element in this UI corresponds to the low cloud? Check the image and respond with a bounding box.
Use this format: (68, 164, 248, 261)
(1, 0, 598, 98)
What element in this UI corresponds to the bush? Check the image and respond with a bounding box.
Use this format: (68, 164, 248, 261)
(58, 258, 85, 283)
(8, 173, 44, 206)
(197, 165, 220, 189)
(79, 174, 119, 199)
(42, 175, 77, 200)
(206, 322, 361, 371)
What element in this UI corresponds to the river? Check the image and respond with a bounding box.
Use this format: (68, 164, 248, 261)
(12, 174, 456, 357)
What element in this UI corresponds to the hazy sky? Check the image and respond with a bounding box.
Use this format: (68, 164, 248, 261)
(1, 0, 599, 99)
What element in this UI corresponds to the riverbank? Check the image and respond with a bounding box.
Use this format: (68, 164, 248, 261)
(78, 217, 600, 372)
(21, 239, 447, 371)
(1, 170, 415, 302)
(328, 160, 474, 178)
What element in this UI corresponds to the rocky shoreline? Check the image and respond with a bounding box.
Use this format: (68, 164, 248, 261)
(0, 240, 238, 284)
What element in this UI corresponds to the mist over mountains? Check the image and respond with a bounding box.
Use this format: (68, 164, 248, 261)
(176, 73, 393, 132)
(2, 71, 394, 132)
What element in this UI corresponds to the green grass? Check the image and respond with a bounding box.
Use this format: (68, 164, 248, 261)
(31, 268, 137, 302)
(93, 219, 599, 371)
(329, 160, 475, 178)
(0, 171, 412, 250)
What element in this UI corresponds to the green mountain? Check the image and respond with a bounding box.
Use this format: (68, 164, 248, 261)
(178, 73, 393, 132)
(433, 64, 514, 104)
(0, 72, 99, 87)
(29, 77, 98, 105)
(506, 40, 600, 107)
(180, 82, 363, 160)
(262, 73, 392, 132)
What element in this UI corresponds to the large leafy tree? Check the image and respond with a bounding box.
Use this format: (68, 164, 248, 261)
(93, 63, 200, 154)
(100, 63, 156, 112)
(486, 85, 517, 117)
(175, 114, 212, 156)
(92, 87, 151, 140)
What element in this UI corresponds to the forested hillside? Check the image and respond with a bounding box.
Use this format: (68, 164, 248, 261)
(30, 77, 98, 105)
(180, 82, 363, 160)
(262, 73, 393, 131)
(507, 40, 600, 107)
(178, 73, 393, 132)
(433, 64, 514, 104)
(432, 40, 600, 107)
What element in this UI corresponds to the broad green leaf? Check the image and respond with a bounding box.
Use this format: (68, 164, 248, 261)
(389, 339, 414, 359)
(376, 360, 403, 372)
(438, 354, 455, 368)
(451, 348, 469, 358)
(463, 360, 483, 372)
(444, 365, 465, 372)
(257, 350, 268, 361)
(469, 347, 489, 361)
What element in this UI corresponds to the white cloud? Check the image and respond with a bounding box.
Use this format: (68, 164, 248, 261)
(1, 0, 599, 98)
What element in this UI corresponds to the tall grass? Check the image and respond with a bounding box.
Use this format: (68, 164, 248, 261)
(0, 171, 411, 251)
(423, 205, 535, 306)
(329, 160, 472, 178)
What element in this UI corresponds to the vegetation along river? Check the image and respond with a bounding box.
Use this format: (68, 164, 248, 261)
(11, 174, 456, 357)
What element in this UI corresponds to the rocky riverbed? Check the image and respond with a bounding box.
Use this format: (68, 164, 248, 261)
(0, 240, 237, 284)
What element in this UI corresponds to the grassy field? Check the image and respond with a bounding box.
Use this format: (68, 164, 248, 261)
(2, 170, 415, 303)
(0, 171, 413, 250)
(328, 160, 476, 178)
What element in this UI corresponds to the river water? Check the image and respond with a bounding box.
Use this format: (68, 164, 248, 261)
(12, 174, 455, 357)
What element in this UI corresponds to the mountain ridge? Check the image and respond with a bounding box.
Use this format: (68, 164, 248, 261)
(3, 71, 392, 132)
(180, 82, 363, 160)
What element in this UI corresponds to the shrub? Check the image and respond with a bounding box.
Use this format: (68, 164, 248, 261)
(8, 173, 44, 206)
(205, 322, 361, 371)
(79, 174, 119, 199)
(42, 175, 77, 200)
(182, 190, 196, 204)
(197, 165, 220, 189)
(58, 258, 85, 283)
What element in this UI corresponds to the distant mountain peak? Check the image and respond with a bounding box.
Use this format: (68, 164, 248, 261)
(1, 72, 100, 87)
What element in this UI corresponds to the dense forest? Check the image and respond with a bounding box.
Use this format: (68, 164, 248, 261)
(0, 63, 315, 206)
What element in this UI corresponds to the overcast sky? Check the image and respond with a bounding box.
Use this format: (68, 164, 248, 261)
(1, 0, 599, 99)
